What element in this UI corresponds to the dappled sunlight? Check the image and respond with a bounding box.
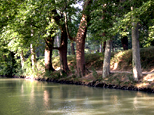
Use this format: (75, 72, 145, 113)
(110, 51, 131, 71)
(136, 82, 150, 88)
(143, 74, 154, 81)
(55, 67, 60, 70)
(111, 62, 119, 70)
(133, 68, 138, 80)
(44, 49, 49, 65)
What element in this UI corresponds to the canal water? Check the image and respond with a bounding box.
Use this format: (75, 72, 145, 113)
(0, 78, 154, 115)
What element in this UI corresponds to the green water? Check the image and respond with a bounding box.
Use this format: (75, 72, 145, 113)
(0, 78, 154, 115)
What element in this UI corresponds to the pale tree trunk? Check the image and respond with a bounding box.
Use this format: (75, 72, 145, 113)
(131, 6, 142, 81)
(102, 40, 112, 78)
(132, 22, 142, 81)
(76, 0, 91, 77)
(20, 50, 25, 69)
(56, 35, 60, 56)
(30, 44, 37, 71)
(100, 42, 103, 53)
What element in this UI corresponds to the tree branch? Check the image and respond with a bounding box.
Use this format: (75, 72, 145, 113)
(64, 12, 76, 41)
(43, 38, 50, 48)
(51, 9, 62, 28)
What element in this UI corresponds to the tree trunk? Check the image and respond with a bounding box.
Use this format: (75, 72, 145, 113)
(100, 42, 103, 53)
(30, 44, 37, 71)
(51, 9, 69, 73)
(54, 35, 60, 56)
(45, 37, 55, 72)
(76, 14, 88, 77)
(121, 36, 128, 50)
(102, 40, 112, 78)
(59, 28, 69, 73)
(20, 50, 25, 69)
(76, 0, 91, 77)
(103, 41, 106, 52)
(70, 42, 75, 55)
(132, 22, 142, 81)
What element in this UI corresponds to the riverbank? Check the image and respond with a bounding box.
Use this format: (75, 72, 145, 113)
(41, 47, 154, 93)
(23, 69, 154, 93)
(7, 47, 154, 93)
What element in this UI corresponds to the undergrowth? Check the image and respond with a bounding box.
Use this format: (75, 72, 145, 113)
(13, 47, 154, 82)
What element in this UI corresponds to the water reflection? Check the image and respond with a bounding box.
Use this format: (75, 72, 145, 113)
(0, 78, 154, 115)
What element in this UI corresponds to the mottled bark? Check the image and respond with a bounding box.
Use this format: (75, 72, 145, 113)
(76, 14, 88, 77)
(102, 40, 112, 78)
(76, 0, 92, 77)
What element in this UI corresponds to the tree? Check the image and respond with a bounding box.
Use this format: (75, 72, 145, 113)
(112, 0, 154, 80)
(44, 35, 55, 72)
(75, 0, 92, 77)
(131, 22, 142, 81)
(30, 44, 37, 71)
(131, 6, 142, 81)
(102, 40, 112, 78)
(51, 8, 70, 73)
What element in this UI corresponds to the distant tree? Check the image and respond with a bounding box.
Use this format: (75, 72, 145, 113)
(44, 35, 55, 72)
(102, 40, 112, 78)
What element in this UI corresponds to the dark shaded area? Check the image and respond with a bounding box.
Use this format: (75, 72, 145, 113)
(121, 36, 128, 50)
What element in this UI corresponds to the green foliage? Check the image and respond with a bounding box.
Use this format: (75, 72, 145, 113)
(91, 66, 98, 78)
(85, 53, 103, 69)
(140, 47, 154, 69)
(127, 75, 135, 83)
(0, 50, 18, 77)
(91, 66, 102, 81)
(0, 0, 154, 79)
(44, 70, 53, 78)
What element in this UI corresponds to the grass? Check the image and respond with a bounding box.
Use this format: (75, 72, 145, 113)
(111, 46, 154, 71)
